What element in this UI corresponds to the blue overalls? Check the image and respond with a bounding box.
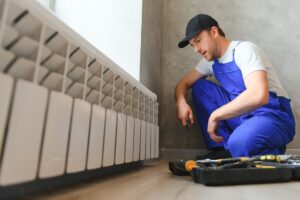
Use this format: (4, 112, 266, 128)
(192, 44, 295, 157)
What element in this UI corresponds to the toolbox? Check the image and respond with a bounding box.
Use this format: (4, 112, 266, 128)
(190, 167, 293, 185)
(169, 154, 300, 185)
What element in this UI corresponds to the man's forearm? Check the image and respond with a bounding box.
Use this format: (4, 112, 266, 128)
(175, 69, 205, 105)
(175, 82, 188, 105)
(212, 89, 269, 121)
(212, 70, 269, 121)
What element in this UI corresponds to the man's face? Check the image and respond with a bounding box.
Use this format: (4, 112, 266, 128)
(189, 29, 217, 61)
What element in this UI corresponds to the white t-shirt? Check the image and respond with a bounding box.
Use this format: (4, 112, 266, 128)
(195, 41, 289, 98)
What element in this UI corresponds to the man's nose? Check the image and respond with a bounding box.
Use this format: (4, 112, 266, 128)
(194, 45, 201, 53)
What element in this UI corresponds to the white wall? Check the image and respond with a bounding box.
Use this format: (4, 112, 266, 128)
(55, 0, 142, 80)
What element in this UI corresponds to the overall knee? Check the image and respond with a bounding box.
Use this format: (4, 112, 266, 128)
(226, 134, 258, 157)
(192, 79, 212, 97)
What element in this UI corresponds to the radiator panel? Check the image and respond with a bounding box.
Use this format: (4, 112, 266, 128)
(0, 73, 13, 155)
(125, 116, 134, 163)
(0, 80, 48, 186)
(115, 113, 126, 165)
(39, 91, 72, 178)
(66, 99, 91, 173)
(139, 120, 146, 160)
(86, 105, 106, 170)
(133, 118, 141, 161)
(102, 109, 117, 167)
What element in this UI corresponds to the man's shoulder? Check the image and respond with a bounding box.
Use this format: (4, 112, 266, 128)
(235, 41, 260, 52)
(234, 41, 268, 72)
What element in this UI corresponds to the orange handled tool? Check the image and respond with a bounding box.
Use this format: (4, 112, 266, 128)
(185, 160, 198, 172)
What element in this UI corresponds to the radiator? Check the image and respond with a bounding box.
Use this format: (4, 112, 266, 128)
(0, 0, 159, 187)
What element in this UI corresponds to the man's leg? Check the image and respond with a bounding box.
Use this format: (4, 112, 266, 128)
(192, 79, 239, 149)
(225, 112, 294, 157)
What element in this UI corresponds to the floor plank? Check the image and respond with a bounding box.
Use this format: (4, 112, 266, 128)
(23, 161, 300, 200)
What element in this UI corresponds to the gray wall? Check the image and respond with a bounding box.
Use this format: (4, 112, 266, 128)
(140, 0, 162, 96)
(161, 0, 300, 150)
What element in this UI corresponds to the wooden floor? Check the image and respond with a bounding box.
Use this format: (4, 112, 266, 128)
(24, 161, 300, 200)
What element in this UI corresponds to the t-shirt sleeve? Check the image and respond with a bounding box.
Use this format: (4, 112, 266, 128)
(194, 58, 213, 76)
(234, 42, 267, 78)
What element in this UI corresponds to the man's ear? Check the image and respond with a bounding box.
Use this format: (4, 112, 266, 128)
(211, 26, 219, 38)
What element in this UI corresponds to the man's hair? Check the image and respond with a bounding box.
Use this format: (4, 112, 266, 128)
(217, 27, 225, 37)
(206, 26, 225, 37)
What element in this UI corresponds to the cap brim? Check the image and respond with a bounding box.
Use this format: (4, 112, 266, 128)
(178, 31, 201, 48)
(178, 39, 189, 48)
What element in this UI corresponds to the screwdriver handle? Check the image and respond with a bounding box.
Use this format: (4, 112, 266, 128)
(258, 154, 293, 162)
(185, 160, 197, 172)
(217, 157, 249, 165)
(185, 118, 191, 130)
(258, 155, 276, 161)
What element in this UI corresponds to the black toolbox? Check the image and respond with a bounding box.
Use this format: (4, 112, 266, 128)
(190, 167, 293, 185)
(169, 155, 300, 185)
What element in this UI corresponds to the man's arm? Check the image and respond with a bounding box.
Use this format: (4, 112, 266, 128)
(208, 70, 269, 142)
(175, 69, 205, 126)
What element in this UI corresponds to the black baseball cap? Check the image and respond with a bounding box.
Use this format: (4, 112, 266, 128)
(178, 14, 219, 48)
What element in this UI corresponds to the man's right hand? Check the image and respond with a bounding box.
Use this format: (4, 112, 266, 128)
(175, 69, 204, 128)
(176, 100, 194, 127)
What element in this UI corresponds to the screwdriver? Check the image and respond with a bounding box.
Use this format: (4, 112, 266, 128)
(185, 118, 191, 131)
(184, 157, 249, 171)
(253, 154, 294, 163)
(196, 157, 250, 165)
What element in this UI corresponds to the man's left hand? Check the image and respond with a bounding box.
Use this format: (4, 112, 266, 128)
(207, 111, 224, 143)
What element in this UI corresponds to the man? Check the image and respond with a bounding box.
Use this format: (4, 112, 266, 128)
(175, 14, 295, 158)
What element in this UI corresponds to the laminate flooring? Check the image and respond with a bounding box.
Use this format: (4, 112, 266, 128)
(23, 161, 300, 200)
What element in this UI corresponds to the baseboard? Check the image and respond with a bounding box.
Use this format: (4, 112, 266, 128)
(160, 148, 208, 161)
